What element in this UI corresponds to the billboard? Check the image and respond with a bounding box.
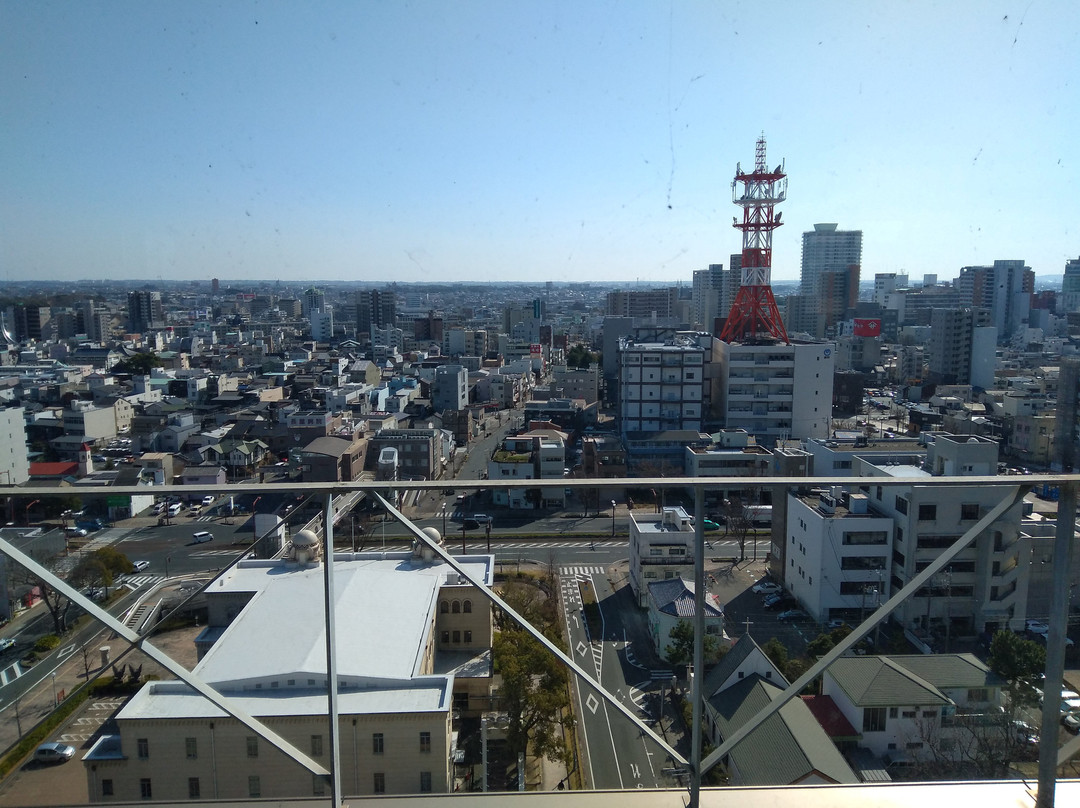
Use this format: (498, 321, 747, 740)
(853, 318, 881, 337)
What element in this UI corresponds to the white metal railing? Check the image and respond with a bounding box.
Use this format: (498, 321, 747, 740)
(1, 473, 1078, 808)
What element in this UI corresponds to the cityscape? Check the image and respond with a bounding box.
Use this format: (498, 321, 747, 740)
(2, 3, 1079, 807)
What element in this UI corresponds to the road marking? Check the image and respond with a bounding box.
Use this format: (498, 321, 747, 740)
(576, 641, 588, 658)
(585, 693, 600, 714)
(58, 643, 77, 659)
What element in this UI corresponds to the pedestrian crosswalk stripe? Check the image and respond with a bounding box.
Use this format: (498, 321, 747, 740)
(559, 565, 606, 576)
(119, 574, 165, 588)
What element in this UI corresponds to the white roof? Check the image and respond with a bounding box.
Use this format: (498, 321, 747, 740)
(194, 555, 491, 686)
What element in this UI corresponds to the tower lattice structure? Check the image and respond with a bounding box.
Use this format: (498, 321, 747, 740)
(718, 135, 790, 343)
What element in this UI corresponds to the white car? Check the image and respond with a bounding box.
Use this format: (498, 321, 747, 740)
(132, 560, 151, 572)
(0, 637, 15, 653)
(202, 495, 214, 506)
(34, 742, 76, 763)
(752, 581, 782, 595)
(1026, 619, 1050, 635)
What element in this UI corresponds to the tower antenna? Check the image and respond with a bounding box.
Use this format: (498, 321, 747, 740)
(719, 133, 790, 343)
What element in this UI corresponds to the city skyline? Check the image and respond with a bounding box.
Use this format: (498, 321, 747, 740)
(2, 2, 1077, 285)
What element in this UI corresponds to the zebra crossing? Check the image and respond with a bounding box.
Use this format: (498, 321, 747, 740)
(191, 548, 244, 558)
(118, 574, 165, 589)
(456, 540, 621, 551)
(559, 565, 607, 577)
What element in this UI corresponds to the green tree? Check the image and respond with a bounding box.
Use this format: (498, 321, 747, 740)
(116, 351, 162, 375)
(664, 619, 719, 667)
(761, 637, 789, 673)
(988, 630, 1046, 709)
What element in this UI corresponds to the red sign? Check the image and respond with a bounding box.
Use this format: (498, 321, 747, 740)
(853, 318, 881, 337)
(530, 343, 542, 355)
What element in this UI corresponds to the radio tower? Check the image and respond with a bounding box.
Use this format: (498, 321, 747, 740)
(718, 134, 790, 343)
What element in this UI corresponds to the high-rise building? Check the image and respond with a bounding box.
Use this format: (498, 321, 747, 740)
(956, 260, 1033, 342)
(1061, 257, 1080, 313)
(605, 288, 679, 322)
(301, 287, 325, 317)
(800, 223, 862, 334)
(356, 289, 397, 339)
(927, 308, 994, 385)
(692, 265, 724, 332)
(126, 291, 163, 333)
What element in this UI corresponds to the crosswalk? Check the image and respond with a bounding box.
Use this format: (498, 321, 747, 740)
(118, 574, 165, 589)
(455, 540, 622, 550)
(559, 565, 607, 577)
(1, 660, 26, 687)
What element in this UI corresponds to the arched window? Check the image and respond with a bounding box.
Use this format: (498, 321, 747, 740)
(451, 601, 461, 614)
(463, 600, 472, 613)
(440, 601, 449, 614)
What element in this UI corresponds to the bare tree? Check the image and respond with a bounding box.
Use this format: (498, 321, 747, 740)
(9, 552, 77, 635)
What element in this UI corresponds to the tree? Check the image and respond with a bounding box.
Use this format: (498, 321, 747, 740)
(10, 553, 77, 635)
(664, 619, 719, 667)
(492, 581, 573, 766)
(71, 547, 133, 599)
(722, 498, 753, 562)
(115, 351, 162, 375)
(761, 637, 789, 673)
(988, 630, 1046, 710)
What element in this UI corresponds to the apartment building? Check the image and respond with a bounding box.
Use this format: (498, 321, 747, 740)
(84, 548, 494, 802)
(716, 340, 834, 444)
(487, 432, 567, 509)
(628, 507, 695, 608)
(618, 332, 718, 434)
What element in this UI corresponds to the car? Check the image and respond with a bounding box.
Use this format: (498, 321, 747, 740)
(827, 619, 848, 630)
(777, 609, 807, 621)
(132, 560, 151, 572)
(1026, 619, 1050, 635)
(192, 531, 214, 544)
(64, 526, 88, 537)
(462, 518, 480, 530)
(1063, 711, 1080, 734)
(762, 593, 784, 606)
(752, 581, 782, 595)
(472, 513, 492, 525)
(454, 494, 466, 505)
(202, 495, 215, 506)
(702, 518, 721, 532)
(0, 637, 15, 653)
(33, 742, 76, 764)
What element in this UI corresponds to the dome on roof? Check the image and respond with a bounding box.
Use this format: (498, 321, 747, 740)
(293, 529, 319, 547)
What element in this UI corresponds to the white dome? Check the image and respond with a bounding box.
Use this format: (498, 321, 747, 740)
(293, 528, 319, 547)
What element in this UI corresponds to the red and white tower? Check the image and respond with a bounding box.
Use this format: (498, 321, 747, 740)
(718, 134, 790, 343)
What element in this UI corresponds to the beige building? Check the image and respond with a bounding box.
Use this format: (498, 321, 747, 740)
(84, 546, 494, 801)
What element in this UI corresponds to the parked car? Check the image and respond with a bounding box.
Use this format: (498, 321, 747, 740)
(752, 581, 782, 595)
(764, 595, 796, 610)
(1063, 711, 1080, 734)
(132, 560, 150, 572)
(777, 609, 807, 621)
(202, 495, 215, 506)
(34, 742, 76, 764)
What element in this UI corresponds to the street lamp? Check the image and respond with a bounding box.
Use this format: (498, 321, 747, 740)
(611, 500, 617, 537)
(251, 497, 261, 545)
(50, 671, 57, 706)
(25, 499, 39, 526)
(165, 555, 171, 579)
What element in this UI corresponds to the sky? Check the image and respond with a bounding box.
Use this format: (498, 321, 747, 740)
(1, 1, 1077, 286)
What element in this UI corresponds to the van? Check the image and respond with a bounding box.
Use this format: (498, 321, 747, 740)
(192, 531, 213, 544)
(167, 503, 182, 517)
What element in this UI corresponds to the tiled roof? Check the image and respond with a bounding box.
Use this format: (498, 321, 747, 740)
(827, 656, 950, 707)
(647, 578, 723, 619)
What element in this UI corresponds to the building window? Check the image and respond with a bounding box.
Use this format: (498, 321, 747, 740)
(889, 707, 899, 718)
(372, 733, 384, 755)
(313, 774, 325, 796)
(895, 496, 908, 514)
(102, 780, 114, 797)
(248, 776, 261, 798)
(863, 707, 887, 732)
(185, 737, 197, 759)
(452, 630, 461, 643)
(452, 600, 461, 614)
(311, 735, 323, 756)
(374, 772, 386, 794)
(187, 778, 200, 799)
(420, 731, 431, 753)
(246, 736, 259, 757)
(441, 630, 450, 643)
(918, 503, 937, 521)
(464, 630, 472, 643)
(961, 503, 980, 520)
(420, 771, 432, 792)
(136, 738, 149, 759)
(440, 601, 449, 613)
(139, 779, 152, 800)
(463, 600, 472, 613)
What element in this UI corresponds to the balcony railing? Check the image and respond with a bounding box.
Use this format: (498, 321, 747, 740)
(1, 473, 1078, 808)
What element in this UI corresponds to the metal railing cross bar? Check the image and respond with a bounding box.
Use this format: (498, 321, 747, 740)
(371, 491, 687, 767)
(697, 483, 1026, 777)
(0, 537, 331, 779)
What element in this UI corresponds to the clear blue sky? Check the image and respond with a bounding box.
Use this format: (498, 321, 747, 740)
(2, 1, 1076, 285)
